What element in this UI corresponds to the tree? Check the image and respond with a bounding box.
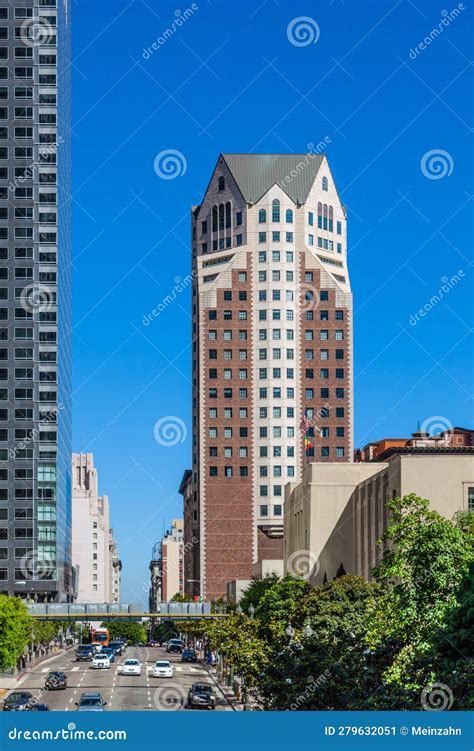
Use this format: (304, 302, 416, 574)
(0, 595, 32, 671)
(206, 614, 270, 687)
(253, 575, 311, 644)
(369, 494, 473, 686)
(258, 576, 382, 710)
(102, 621, 147, 645)
(239, 574, 280, 615)
(170, 592, 193, 603)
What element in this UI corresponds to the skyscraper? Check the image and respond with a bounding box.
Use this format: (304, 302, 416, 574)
(187, 154, 352, 600)
(0, 1, 72, 601)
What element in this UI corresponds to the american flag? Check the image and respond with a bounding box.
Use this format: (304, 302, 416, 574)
(299, 411, 310, 435)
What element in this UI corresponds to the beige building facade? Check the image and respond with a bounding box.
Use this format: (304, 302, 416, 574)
(71, 453, 120, 603)
(284, 449, 474, 585)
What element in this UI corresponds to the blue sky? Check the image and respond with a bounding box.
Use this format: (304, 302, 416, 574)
(71, 0, 473, 603)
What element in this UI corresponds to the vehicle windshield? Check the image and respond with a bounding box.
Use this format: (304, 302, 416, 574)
(124, 660, 139, 665)
(8, 693, 30, 702)
(93, 634, 108, 642)
(94, 654, 108, 659)
(155, 662, 170, 668)
(193, 684, 213, 693)
(80, 698, 102, 707)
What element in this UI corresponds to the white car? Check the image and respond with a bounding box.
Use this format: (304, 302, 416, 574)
(91, 654, 110, 670)
(118, 659, 142, 676)
(152, 660, 173, 678)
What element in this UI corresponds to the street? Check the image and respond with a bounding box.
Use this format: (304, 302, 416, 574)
(6, 647, 232, 712)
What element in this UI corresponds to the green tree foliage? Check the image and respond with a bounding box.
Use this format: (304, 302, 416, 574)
(0, 595, 32, 671)
(206, 614, 270, 687)
(239, 574, 280, 615)
(170, 592, 193, 602)
(369, 494, 473, 685)
(102, 621, 147, 645)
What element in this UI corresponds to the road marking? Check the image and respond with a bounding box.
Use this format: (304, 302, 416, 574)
(71, 667, 80, 672)
(69, 697, 73, 704)
(175, 666, 183, 672)
(41, 668, 49, 673)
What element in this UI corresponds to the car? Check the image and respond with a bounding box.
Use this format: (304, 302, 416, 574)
(152, 660, 173, 678)
(44, 671, 67, 690)
(75, 645, 95, 661)
(91, 654, 111, 670)
(188, 683, 216, 710)
(181, 648, 198, 663)
(27, 704, 50, 711)
(148, 640, 160, 647)
(100, 647, 115, 663)
(118, 659, 142, 676)
(2, 692, 34, 711)
(166, 639, 184, 654)
(76, 692, 107, 712)
(107, 641, 124, 656)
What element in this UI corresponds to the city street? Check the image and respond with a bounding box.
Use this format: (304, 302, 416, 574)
(5, 647, 232, 712)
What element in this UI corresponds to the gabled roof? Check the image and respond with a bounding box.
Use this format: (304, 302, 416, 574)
(221, 153, 325, 205)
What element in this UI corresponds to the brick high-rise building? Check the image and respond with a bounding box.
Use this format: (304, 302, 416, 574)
(187, 154, 353, 600)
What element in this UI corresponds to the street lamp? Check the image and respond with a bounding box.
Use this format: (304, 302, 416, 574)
(248, 603, 255, 619)
(236, 604, 243, 615)
(285, 622, 295, 641)
(303, 620, 314, 640)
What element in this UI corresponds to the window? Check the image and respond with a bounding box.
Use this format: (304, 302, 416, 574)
(272, 199, 280, 222)
(258, 232, 266, 243)
(286, 232, 293, 242)
(336, 447, 345, 458)
(224, 466, 233, 477)
(259, 208, 266, 223)
(286, 209, 293, 223)
(258, 251, 266, 263)
(209, 467, 218, 476)
(337, 221, 342, 235)
(322, 176, 328, 191)
(236, 211, 242, 226)
(218, 176, 225, 191)
(308, 211, 314, 226)
(238, 272, 247, 282)
(335, 310, 344, 321)
(321, 447, 330, 457)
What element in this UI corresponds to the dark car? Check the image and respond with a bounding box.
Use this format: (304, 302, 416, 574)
(100, 647, 115, 662)
(76, 692, 107, 712)
(76, 645, 95, 661)
(181, 648, 198, 663)
(2, 692, 34, 711)
(166, 639, 184, 654)
(27, 704, 50, 711)
(188, 683, 216, 710)
(107, 641, 124, 656)
(44, 671, 67, 690)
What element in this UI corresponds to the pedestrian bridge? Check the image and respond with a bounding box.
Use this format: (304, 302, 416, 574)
(27, 601, 226, 620)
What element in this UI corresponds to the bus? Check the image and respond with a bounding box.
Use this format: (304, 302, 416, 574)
(91, 627, 109, 650)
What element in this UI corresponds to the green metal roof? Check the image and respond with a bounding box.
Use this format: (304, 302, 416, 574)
(221, 153, 325, 204)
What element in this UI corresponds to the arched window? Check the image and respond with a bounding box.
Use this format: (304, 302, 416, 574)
(317, 202, 322, 229)
(328, 206, 333, 232)
(212, 206, 218, 232)
(322, 176, 328, 191)
(225, 202, 232, 229)
(272, 199, 280, 223)
(218, 203, 225, 231)
(286, 209, 293, 223)
(323, 204, 328, 231)
(218, 176, 225, 191)
(259, 208, 266, 223)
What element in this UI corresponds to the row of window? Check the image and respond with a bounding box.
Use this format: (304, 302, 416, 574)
(208, 309, 345, 321)
(207, 405, 345, 418)
(308, 236, 343, 253)
(0, 6, 56, 19)
(208, 385, 346, 399)
(0, 87, 55, 101)
(202, 235, 243, 253)
(260, 504, 282, 517)
(0, 64, 57, 80)
(0, 125, 56, 140)
(258, 203, 294, 224)
(258, 231, 293, 243)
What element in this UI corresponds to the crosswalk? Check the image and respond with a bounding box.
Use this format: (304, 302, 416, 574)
(146, 665, 206, 674)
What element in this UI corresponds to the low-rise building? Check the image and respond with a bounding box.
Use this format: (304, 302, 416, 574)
(354, 427, 473, 462)
(285, 447, 474, 586)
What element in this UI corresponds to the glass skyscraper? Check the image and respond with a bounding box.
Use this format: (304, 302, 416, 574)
(0, 0, 72, 601)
